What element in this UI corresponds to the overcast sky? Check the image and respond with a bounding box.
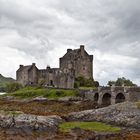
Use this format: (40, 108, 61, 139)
(0, 0, 140, 85)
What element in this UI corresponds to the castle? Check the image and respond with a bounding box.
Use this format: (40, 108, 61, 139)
(16, 45, 93, 88)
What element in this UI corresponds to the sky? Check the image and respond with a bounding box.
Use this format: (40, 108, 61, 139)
(0, 0, 140, 85)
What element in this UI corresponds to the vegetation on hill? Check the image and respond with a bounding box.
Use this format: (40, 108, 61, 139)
(59, 121, 121, 132)
(0, 74, 15, 92)
(108, 77, 137, 87)
(7, 86, 79, 99)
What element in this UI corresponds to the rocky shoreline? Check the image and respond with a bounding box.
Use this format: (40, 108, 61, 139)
(0, 111, 62, 132)
(0, 98, 140, 139)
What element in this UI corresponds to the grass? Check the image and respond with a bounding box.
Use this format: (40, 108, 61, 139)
(59, 121, 121, 132)
(136, 101, 140, 109)
(6, 86, 78, 99)
(79, 87, 96, 90)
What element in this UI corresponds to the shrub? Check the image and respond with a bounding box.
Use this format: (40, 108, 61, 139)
(75, 76, 99, 88)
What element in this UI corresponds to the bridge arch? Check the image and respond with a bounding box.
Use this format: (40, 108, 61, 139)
(102, 93, 111, 106)
(115, 93, 125, 104)
(94, 93, 99, 102)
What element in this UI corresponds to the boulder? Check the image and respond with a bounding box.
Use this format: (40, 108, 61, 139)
(0, 111, 62, 132)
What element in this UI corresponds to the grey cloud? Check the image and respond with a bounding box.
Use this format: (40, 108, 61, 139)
(0, 0, 140, 85)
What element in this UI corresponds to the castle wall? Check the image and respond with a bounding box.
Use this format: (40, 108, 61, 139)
(38, 68, 74, 88)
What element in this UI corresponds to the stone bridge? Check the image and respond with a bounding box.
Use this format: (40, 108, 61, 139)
(83, 86, 140, 106)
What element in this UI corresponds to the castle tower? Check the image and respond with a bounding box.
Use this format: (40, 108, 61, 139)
(59, 45, 93, 79)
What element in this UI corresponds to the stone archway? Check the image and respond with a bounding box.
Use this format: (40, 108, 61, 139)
(102, 93, 111, 106)
(94, 93, 99, 102)
(115, 93, 125, 103)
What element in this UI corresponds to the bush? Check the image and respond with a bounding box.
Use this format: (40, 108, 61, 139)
(75, 76, 99, 88)
(6, 82, 23, 93)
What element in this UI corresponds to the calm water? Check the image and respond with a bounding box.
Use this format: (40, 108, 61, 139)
(0, 92, 6, 95)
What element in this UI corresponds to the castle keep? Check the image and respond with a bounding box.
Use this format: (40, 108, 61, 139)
(16, 45, 93, 88)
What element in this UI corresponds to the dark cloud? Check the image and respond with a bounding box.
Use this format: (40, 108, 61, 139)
(0, 0, 140, 85)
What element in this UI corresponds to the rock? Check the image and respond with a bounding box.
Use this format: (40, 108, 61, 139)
(58, 96, 83, 102)
(31, 96, 48, 102)
(0, 111, 62, 132)
(2, 96, 15, 100)
(66, 102, 140, 128)
(70, 127, 96, 139)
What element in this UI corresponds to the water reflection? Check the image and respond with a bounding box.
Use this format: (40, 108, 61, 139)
(0, 92, 6, 95)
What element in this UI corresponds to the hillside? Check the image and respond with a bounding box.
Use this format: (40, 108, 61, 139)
(0, 74, 15, 91)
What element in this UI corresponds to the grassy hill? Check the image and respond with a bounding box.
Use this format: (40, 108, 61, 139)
(0, 74, 15, 92)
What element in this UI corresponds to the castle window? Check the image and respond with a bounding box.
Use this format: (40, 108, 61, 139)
(50, 80, 54, 86)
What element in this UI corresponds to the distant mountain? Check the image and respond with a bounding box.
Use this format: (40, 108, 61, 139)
(0, 74, 15, 92)
(0, 74, 15, 84)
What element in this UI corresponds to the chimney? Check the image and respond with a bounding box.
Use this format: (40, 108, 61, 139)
(67, 49, 72, 53)
(20, 65, 24, 68)
(80, 45, 85, 50)
(32, 63, 36, 66)
(46, 65, 51, 69)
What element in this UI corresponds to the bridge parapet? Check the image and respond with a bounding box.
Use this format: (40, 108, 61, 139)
(127, 87, 140, 92)
(80, 86, 140, 105)
(100, 86, 111, 90)
(113, 86, 124, 92)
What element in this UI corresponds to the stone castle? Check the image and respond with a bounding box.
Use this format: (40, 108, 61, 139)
(16, 45, 93, 88)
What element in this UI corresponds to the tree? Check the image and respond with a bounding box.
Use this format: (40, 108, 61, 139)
(108, 81, 116, 86)
(107, 77, 137, 87)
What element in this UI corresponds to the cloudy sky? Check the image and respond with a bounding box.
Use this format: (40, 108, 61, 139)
(0, 0, 140, 85)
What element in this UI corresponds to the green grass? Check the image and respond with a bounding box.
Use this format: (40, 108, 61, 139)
(79, 87, 96, 90)
(59, 121, 121, 132)
(7, 86, 78, 99)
